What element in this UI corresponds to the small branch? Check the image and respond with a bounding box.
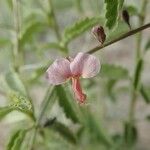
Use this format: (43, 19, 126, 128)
(87, 22, 150, 54)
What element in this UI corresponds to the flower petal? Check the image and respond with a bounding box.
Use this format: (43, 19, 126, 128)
(72, 78, 86, 103)
(70, 52, 100, 78)
(46, 58, 71, 85)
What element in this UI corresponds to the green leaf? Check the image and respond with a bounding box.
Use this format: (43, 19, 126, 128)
(20, 22, 45, 48)
(8, 92, 34, 120)
(140, 85, 150, 104)
(5, 70, 27, 96)
(45, 120, 77, 144)
(124, 5, 138, 16)
(0, 92, 34, 121)
(7, 129, 27, 150)
(123, 122, 137, 146)
(55, 85, 79, 123)
(0, 106, 13, 121)
(100, 64, 129, 80)
(83, 109, 113, 146)
(61, 17, 104, 47)
(104, 0, 119, 29)
(144, 39, 150, 51)
(106, 79, 117, 101)
(133, 59, 143, 90)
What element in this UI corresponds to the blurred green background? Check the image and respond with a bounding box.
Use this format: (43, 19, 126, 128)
(0, 0, 150, 150)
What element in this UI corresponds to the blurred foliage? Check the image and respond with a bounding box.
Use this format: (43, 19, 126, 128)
(0, 0, 149, 150)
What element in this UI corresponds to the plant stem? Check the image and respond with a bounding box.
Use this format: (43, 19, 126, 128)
(87, 23, 150, 54)
(136, 0, 148, 60)
(127, 0, 148, 146)
(29, 86, 54, 150)
(12, 0, 21, 72)
(128, 0, 148, 124)
(48, 0, 61, 40)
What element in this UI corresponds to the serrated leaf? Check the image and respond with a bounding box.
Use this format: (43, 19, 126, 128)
(45, 120, 77, 144)
(123, 122, 137, 146)
(140, 85, 150, 104)
(20, 22, 45, 48)
(0, 106, 13, 121)
(100, 64, 129, 80)
(133, 59, 143, 90)
(105, 0, 119, 29)
(55, 85, 79, 123)
(8, 92, 34, 119)
(61, 17, 104, 47)
(5, 70, 27, 96)
(145, 39, 150, 51)
(7, 129, 27, 150)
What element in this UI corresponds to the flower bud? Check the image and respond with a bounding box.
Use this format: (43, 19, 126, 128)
(122, 10, 131, 29)
(92, 25, 106, 44)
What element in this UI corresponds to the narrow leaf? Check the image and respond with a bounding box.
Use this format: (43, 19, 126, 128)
(45, 120, 77, 144)
(20, 22, 45, 48)
(7, 130, 27, 150)
(145, 39, 150, 51)
(140, 85, 150, 103)
(55, 85, 79, 123)
(106, 79, 117, 101)
(133, 59, 143, 90)
(104, 0, 119, 29)
(61, 17, 104, 47)
(124, 122, 137, 146)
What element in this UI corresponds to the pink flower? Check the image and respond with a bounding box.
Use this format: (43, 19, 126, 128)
(46, 52, 100, 103)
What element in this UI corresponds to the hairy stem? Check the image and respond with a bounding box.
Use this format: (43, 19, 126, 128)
(87, 23, 150, 54)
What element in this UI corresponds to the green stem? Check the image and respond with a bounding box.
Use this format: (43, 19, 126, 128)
(87, 23, 150, 54)
(29, 86, 54, 150)
(129, 0, 148, 123)
(12, 0, 21, 72)
(136, 0, 148, 60)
